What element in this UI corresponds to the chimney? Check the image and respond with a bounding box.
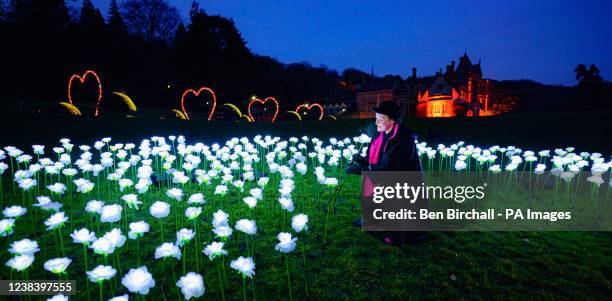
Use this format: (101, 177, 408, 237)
(446, 60, 456, 81)
(445, 64, 453, 75)
(411, 67, 417, 80)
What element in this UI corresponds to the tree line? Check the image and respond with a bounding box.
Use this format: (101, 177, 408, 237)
(0, 0, 609, 115)
(0, 0, 373, 114)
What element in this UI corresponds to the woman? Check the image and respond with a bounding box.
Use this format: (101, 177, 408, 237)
(346, 100, 422, 174)
(346, 100, 426, 246)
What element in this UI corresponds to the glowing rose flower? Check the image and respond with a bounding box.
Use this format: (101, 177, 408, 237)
(166, 188, 183, 201)
(47, 294, 69, 301)
(135, 178, 150, 194)
(243, 196, 257, 209)
(44, 257, 72, 274)
(149, 201, 171, 219)
(119, 179, 133, 192)
(17, 178, 37, 191)
(5, 255, 35, 271)
(291, 214, 309, 233)
(85, 200, 104, 214)
(230, 256, 256, 278)
(33, 145, 45, 155)
(275, 232, 297, 253)
(185, 207, 202, 220)
(154, 243, 181, 260)
(121, 266, 156, 295)
(47, 183, 67, 195)
(188, 193, 205, 205)
(45, 212, 68, 230)
(257, 177, 269, 187)
(128, 221, 150, 239)
(455, 160, 467, 171)
(103, 228, 127, 248)
(489, 165, 501, 174)
(587, 175, 604, 187)
(9, 238, 40, 256)
(87, 265, 117, 283)
(250, 188, 263, 200)
(100, 204, 122, 223)
(71, 228, 97, 245)
(278, 197, 294, 212)
(176, 272, 205, 300)
(62, 168, 78, 177)
(203, 242, 227, 261)
(560, 171, 576, 182)
(235, 219, 257, 235)
(213, 226, 233, 240)
(122, 194, 142, 209)
(3, 206, 27, 218)
(534, 164, 547, 174)
(176, 228, 195, 247)
(296, 162, 307, 175)
(214, 185, 228, 196)
(108, 294, 129, 301)
(0, 218, 16, 237)
(212, 210, 229, 228)
(90, 237, 115, 256)
(34, 196, 62, 212)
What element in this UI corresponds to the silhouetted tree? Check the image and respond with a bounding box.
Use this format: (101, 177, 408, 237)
(121, 0, 181, 44)
(574, 63, 603, 83)
(79, 0, 105, 32)
(107, 0, 127, 35)
(0, 0, 367, 114)
(572, 64, 608, 110)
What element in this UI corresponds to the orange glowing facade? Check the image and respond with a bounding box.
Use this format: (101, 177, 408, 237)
(416, 52, 493, 117)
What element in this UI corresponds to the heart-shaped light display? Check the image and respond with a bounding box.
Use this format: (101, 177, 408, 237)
(67, 70, 103, 116)
(248, 97, 280, 122)
(180, 87, 217, 121)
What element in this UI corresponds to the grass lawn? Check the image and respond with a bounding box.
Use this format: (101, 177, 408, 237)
(0, 110, 610, 300)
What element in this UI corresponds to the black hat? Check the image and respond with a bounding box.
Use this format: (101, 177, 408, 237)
(372, 100, 401, 120)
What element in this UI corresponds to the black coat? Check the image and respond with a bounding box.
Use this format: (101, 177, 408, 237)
(347, 125, 422, 174)
(346, 124, 428, 246)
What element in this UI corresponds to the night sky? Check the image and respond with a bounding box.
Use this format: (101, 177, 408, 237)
(77, 0, 611, 84)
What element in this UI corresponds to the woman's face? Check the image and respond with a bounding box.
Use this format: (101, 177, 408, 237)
(375, 113, 394, 132)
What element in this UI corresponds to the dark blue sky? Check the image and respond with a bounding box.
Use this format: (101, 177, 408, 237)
(78, 0, 611, 84)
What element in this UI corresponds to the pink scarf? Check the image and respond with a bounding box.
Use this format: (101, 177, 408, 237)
(364, 123, 398, 198)
(368, 123, 399, 165)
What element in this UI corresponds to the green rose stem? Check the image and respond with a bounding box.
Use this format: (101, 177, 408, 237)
(23, 269, 31, 301)
(323, 187, 332, 245)
(136, 238, 141, 266)
(242, 276, 247, 301)
(57, 227, 66, 257)
(114, 252, 123, 278)
(285, 254, 293, 301)
(182, 245, 187, 275)
(98, 281, 104, 301)
(301, 235, 309, 296)
(171, 265, 181, 300)
(222, 255, 228, 286)
(193, 219, 200, 271)
(83, 244, 91, 301)
(159, 220, 164, 242)
(217, 264, 226, 301)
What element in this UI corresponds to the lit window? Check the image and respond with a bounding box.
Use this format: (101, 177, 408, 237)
(433, 103, 442, 117)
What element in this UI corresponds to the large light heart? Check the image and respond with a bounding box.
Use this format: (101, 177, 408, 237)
(67, 70, 103, 116)
(295, 103, 324, 120)
(180, 87, 217, 121)
(248, 97, 280, 122)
